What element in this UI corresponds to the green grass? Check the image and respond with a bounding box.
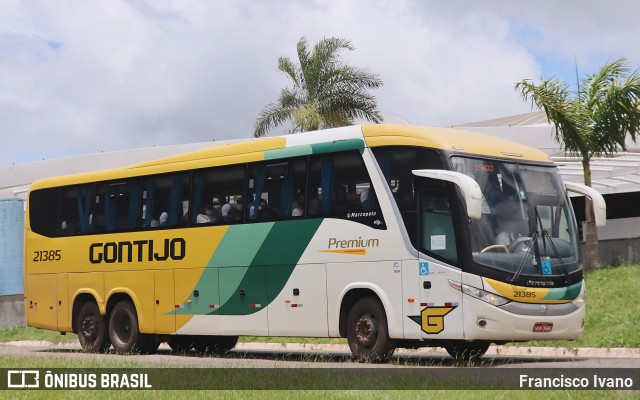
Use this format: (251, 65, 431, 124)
(512, 264, 640, 348)
(3, 265, 639, 349)
(0, 327, 347, 346)
(0, 326, 78, 344)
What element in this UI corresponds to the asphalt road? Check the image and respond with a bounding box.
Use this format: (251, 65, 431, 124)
(2, 341, 639, 369)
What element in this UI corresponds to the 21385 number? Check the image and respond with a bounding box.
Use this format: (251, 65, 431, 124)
(33, 250, 62, 262)
(513, 291, 536, 298)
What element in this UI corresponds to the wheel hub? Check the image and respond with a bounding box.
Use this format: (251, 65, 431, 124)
(81, 316, 98, 341)
(355, 314, 377, 347)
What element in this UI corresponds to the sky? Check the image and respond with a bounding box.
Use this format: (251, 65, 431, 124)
(1, 0, 638, 166)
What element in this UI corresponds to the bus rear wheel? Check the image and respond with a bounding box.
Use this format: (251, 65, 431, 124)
(76, 301, 110, 353)
(444, 341, 490, 362)
(192, 336, 238, 355)
(346, 297, 394, 363)
(109, 300, 154, 354)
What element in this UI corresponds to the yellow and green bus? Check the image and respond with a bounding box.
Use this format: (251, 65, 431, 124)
(25, 124, 605, 361)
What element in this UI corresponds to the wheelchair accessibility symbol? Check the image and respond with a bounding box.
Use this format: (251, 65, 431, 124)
(419, 262, 429, 276)
(541, 259, 552, 275)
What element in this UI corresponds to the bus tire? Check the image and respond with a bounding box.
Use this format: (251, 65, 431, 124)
(140, 335, 161, 354)
(444, 341, 490, 363)
(167, 336, 195, 353)
(76, 301, 110, 353)
(108, 300, 148, 354)
(193, 336, 239, 355)
(346, 297, 394, 363)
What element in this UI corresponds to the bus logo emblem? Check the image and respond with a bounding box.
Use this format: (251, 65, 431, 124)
(408, 305, 457, 334)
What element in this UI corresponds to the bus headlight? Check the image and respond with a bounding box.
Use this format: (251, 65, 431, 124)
(571, 292, 585, 308)
(448, 280, 510, 306)
(570, 280, 586, 308)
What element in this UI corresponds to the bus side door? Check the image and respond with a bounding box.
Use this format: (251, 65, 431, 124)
(416, 188, 464, 340)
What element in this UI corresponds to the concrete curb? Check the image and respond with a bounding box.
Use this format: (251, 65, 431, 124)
(3, 340, 640, 359)
(234, 342, 640, 359)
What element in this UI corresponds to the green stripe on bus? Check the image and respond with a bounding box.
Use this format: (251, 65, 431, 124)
(310, 139, 364, 154)
(173, 223, 275, 315)
(173, 219, 323, 316)
(251, 219, 323, 266)
(208, 223, 275, 268)
(561, 281, 582, 300)
(541, 282, 581, 301)
(213, 219, 323, 316)
(263, 139, 365, 160)
(264, 145, 313, 160)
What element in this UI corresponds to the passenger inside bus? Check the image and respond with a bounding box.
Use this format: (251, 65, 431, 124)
(495, 214, 521, 246)
(226, 196, 244, 222)
(291, 192, 305, 217)
(257, 199, 276, 220)
(159, 212, 168, 227)
(210, 198, 224, 223)
(493, 202, 527, 247)
(196, 204, 215, 224)
(333, 186, 349, 216)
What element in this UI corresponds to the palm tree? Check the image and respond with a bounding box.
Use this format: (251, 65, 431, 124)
(516, 58, 640, 269)
(254, 37, 383, 137)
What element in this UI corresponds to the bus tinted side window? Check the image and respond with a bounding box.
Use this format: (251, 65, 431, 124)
(93, 179, 141, 233)
(308, 150, 385, 229)
(141, 173, 190, 229)
(419, 189, 459, 264)
(59, 184, 94, 235)
(29, 188, 59, 237)
(372, 146, 444, 242)
(246, 158, 306, 221)
(192, 165, 246, 225)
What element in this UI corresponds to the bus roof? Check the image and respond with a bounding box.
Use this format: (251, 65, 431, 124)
(30, 124, 551, 190)
(361, 124, 550, 162)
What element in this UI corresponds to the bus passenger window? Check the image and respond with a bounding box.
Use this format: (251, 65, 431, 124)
(246, 158, 306, 222)
(371, 146, 444, 243)
(141, 173, 190, 229)
(59, 184, 94, 235)
(93, 180, 141, 233)
(307, 150, 385, 229)
(191, 165, 245, 226)
(29, 188, 59, 237)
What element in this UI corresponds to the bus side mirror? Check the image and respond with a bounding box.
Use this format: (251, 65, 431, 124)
(412, 169, 483, 220)
(564, 181, 607, 227)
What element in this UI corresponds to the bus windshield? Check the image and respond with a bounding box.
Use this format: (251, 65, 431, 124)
(451, 157, 580, 277)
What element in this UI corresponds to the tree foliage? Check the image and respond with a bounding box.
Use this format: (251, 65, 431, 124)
(254, 37, 383, 137)
(515, 57, 640, 269)
(515, 58, 640, 161)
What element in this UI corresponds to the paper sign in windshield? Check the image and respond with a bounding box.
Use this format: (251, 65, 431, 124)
(430, 235, 446, 250)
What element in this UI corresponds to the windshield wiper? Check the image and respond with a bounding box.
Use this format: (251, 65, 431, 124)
(509, 231, 538, 283)
(534, 206, 568, 279)
(540, 229, 568, 281)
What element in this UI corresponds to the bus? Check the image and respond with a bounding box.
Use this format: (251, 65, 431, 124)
(24, 124, 606, 361)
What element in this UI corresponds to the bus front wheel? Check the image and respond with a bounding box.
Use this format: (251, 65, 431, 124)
(76, 301, 110, 353)
(346, 297, 394, 363)
(109, 301, 155, 354)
